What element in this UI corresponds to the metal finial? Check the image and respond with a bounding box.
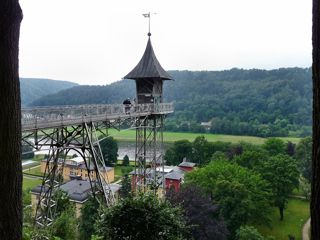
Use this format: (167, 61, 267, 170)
(143, 12, 156, 37)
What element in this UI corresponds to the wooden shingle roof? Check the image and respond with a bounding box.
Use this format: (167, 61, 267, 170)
(124, 37, 173, 80)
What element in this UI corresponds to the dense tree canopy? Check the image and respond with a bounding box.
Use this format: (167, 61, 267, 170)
(233, 148, 267, 170)
(262, 138, 287, 156)
(236, 226, 271, 240)
(94, 193, 187, 240)
(167, 184, 229, 240)
(79, 196, 100, 240)
(186, 160, 272, 237)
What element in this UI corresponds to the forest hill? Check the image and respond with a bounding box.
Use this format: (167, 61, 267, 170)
(30, 67, 312, 138)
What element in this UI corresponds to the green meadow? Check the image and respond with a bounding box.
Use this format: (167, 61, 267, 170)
(105, 129, 301, 145)
(256, 198, 310, 240)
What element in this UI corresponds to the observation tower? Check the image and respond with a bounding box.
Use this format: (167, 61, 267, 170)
(124, 32, 173, 193)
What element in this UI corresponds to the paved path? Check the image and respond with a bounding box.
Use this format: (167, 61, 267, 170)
(302, 218, 310, 240)
(23, 164, 40, 172)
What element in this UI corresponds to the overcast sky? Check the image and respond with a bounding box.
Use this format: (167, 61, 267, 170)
(19, 0, 312, 85)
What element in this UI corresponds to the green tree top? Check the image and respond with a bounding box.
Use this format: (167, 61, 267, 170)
(122, 154, 130, 166)
(262, 138, 286, 156)
(95, 193, 187, 240)
(186, 160, 271, 237)
(99, 136, 118, 166)
(164, 139, 192, 166)
(259, 154, 299, 220)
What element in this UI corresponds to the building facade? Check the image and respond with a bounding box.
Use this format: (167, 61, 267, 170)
(40, 156, 115, 183)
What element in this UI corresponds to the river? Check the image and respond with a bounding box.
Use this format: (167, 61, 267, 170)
(32, 140, 171, 161)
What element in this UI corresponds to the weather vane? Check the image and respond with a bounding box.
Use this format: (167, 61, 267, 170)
(142, 12, 156, 37)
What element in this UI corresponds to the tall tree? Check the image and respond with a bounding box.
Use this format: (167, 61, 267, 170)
(192, 136, 211, 165)
(295, 137, 312, 182)
(0, 1, 23, 239)
(122, 154, 130, 166)
(259, 154, 299, 220)
(99, 136, 118, 166)
(120, 174, 132, 199)
(312, 0, 320, 237)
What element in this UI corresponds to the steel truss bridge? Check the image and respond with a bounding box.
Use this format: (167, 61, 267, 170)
(22, 102, 173, 227)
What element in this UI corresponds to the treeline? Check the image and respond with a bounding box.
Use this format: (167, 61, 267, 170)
(31, 68, 312, 137)
(164, 68, 312, 137)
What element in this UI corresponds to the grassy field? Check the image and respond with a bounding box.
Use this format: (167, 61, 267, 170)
(23, 176, 42, 191)
(114, 165, 134, 182)
(23, 165, 42, 176)
(256, 198, 310, 240)
(105, 129, 301, 145)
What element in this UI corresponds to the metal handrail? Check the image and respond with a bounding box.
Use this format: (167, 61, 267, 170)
(22, 103, 174, 131)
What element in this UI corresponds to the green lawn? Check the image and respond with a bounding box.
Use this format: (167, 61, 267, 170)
(114, 165, 134, 182)
(33, 154, 46, 162)
(256, 199, 310, 240)
(23, 177, 42, 191)
(117, 159, 136, 166)
(23, 165, 42, 176)
(105, 129, 301, 145)
(114, 165, 134, 176)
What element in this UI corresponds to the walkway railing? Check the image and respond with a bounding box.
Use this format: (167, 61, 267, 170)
(22, 103, 174, 131)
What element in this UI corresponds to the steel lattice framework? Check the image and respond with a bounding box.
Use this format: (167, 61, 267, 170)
(133, 115, 165, 194)
(21, 103, 173, 227)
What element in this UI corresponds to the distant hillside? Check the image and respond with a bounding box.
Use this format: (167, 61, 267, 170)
(31, 79, 135, 106)
(20, 78, 78, 106)
(31, 68, 312, 137)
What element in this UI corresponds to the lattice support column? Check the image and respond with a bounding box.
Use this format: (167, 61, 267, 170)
(34, 123, 115, 227)
(35, 128, 67, 227)
(83, 122, 115, 206)
(133, 114, 164, 194)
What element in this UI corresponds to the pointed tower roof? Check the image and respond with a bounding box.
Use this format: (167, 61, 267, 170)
(124, 37, 173, 80)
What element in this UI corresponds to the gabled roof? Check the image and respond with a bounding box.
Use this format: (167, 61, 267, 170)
(60, 179, 93, 202)
(165, 171, 184, 180)
(178, 162, 196, 168)
(124, 37, 173, 80)
(31, 180, 121, 203)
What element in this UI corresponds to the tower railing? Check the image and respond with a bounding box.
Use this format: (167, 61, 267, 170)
(22, 103, 173, 131)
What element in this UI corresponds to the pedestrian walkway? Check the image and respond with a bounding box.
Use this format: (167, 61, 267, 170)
(302, 218, 310, 240)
